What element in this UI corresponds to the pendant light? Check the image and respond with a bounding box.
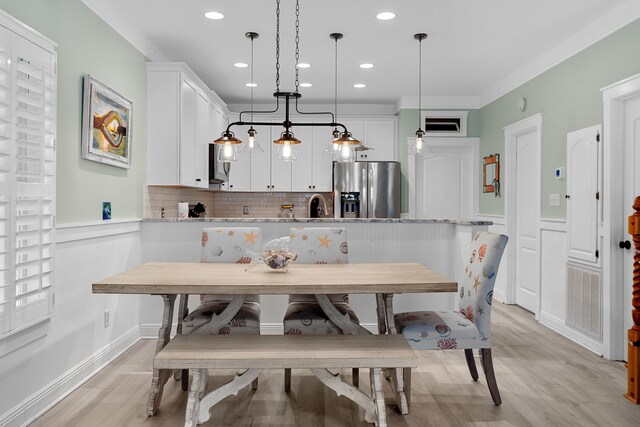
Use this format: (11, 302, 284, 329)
(324, 33, 343, 160)
(240, 32, 265, 154)
(213, 0, 359, 162)
(409, 33, 428, 155)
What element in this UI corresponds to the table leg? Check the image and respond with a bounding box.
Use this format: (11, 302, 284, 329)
(383, 294, 410, 415)
(311, 368, 380, 425)
(314, 294, 371, 335)
(148, 294, 176, 416)
(370, 368, 387, 427)
(375, 294, 387, 335)
(175, 294, 189, 384)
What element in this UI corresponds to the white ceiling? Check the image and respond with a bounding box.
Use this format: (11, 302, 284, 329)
(90, 0, 633, 108)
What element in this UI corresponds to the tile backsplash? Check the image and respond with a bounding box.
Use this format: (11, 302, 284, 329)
(145, 186, 333, 219)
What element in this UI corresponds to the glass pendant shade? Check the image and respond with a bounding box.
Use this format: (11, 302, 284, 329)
(213, 131, 242, 161)
(334, 132, 359, 163)
(240, 127, 265, 153)
(274, 131, 300, 161)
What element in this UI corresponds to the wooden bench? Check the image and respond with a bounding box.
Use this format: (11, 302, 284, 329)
(154, 334, 417, 427)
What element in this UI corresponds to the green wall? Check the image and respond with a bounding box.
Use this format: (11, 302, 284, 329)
(479, 18, 640, 218)
(0, 0, 148, 223)
(397, 109, 480, 213)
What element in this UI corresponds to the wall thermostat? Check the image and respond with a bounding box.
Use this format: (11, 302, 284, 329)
(555, 167, 565, 180)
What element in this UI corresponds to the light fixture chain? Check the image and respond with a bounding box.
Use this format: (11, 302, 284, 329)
(251, 35, 254, 122)
(334, 37, 338, 124)
(418, 37, 422, 128)
(275, 0, 280, 91)
(294, 0, 300, 93)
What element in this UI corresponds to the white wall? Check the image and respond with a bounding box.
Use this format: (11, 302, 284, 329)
(0, 221, 142, 427)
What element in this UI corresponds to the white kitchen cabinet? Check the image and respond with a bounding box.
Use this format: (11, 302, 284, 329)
(291, 126, 314, 191)
(226, 123, 252, 192)
(363, 120, 396, 161)
(148, 63, 227, 188)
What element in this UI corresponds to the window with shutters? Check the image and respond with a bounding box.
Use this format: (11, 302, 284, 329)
(0, 15, 57, 338)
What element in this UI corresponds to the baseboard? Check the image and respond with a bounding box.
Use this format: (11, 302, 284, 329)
(539, 310, 603, 356)
(1, 326, 141, 427)
(493, 288, 506, 303)
(140, 322, 380, 337)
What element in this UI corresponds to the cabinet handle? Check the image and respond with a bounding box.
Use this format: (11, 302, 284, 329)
(313, 186, 316, 189)
(195, 178, 201, 182)
(230, 185, 233, 188)
(308, 185, 311, 189)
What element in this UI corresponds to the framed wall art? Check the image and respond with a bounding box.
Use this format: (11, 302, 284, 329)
(81, 75, 133, 168)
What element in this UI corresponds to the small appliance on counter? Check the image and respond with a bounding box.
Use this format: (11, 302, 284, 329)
(333, 161, 400, 218)
(188, 202, 206, 218)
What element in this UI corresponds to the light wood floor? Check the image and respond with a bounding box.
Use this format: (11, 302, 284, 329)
(30, 303, 640, 426)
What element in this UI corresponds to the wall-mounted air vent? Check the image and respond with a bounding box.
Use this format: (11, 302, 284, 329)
(421, 110, 468, 137)
(566, 262, 602, 341)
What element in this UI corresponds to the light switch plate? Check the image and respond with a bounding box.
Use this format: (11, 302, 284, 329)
(548, 193, 560, 207)
(243, 206, 249, 215)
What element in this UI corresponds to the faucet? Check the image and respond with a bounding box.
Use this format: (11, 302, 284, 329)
(308, 194, 328, 218)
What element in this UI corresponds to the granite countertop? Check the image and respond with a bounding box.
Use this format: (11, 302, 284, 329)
(143, 217, 492, 225)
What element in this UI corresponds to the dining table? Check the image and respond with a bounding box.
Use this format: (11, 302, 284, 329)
(92, 262, 457, 420)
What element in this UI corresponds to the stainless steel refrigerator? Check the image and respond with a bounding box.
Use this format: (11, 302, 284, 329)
(333, 161, 401, 218)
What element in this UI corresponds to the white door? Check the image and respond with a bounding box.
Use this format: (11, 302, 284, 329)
(363, 120, 396, 161)
(312, 125, 334, 191)
(250, 125, 272, 192)
(566, 125, 600, 263)
(421, 155, 462, 219)
(623, 94, 640, 360)
(290, 126, 314, 191)
(515, 130, 539, 313)
(194, 93, 209, 188)
(228, 124, 251, 192)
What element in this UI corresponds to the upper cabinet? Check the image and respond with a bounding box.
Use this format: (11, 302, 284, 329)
(339, 118, 397, 161)
(147, 63, 228, 189)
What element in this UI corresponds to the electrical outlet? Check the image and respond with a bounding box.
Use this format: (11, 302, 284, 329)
(548, 193, 560, 207)
(243, 206, 249, 215)
(104, 309, 110, 328)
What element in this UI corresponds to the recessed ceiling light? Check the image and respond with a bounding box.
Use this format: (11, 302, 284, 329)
(360, 63, 374, 69)
(234, 62, 248, 68)
(300, 83, 312, 88)
(296, 63, 311, 68)
(376, 12, 396, 21)
(204, 11, 225, 20)
(245, 83, 258, 87)
(353, 83, 366, 88)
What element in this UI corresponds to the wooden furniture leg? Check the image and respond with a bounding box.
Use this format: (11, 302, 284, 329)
(314, 294, 372, 335)
(196, 369, 262, 425)
(375, 293, 387, 334)
(369, 368, 387, 427)
(480, 348, 502, 406)
(465, 348, 479, 381)
(175, 294, 189, 389)
(626, 196, 640, 403)
(147, 294, 176, 416)
(185, 368, 204, 427)
(383, 293, 409, 414)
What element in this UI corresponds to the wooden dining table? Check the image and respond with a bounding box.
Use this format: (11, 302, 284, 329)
(92, 262, 457, 419)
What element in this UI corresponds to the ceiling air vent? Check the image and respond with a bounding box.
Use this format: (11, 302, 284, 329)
(421, 111, 468, 137)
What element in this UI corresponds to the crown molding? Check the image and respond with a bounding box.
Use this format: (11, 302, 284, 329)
(480, 0, 640, 107)
(395, 95, 481, 111)
(80, 0, 168, 61)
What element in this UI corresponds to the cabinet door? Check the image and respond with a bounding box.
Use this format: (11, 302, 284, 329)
(194, 92, 209, 188)
(312, 126, 334, 191)
(363, 120, 396, 161)
(250, 125, 272, 192)
(228, 124, 252, 191)
(291, 126, 314, 191)
(179, 79, 197, 186)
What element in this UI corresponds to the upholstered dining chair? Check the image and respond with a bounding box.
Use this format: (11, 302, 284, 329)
(178, 227, 262, 389)
(394, 231, 508, 406)
(283, 227, 361, 390)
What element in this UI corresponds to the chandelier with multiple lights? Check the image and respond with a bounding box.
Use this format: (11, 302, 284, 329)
(213, 0, 360, 162)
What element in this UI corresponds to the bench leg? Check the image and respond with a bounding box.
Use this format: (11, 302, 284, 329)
(370, 368, 387, 427)
(353, 368, 359, 388)
(310, 368, 379, 424)
(185, 368, 205, 427)
(383, 294, 409, 415)
(196, 369, 262, 425)
(174, 294, 190, 382)
(147, 294, 176, 416)
(284, 368, 292, 391)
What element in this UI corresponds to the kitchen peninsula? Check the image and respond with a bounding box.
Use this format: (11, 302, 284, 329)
(140, 217, 491, 334)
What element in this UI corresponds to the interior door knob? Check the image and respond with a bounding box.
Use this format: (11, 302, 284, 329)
(619, 240, 632, 249)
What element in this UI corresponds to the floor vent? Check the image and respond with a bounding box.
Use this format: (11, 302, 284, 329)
(566, 263, 602, 341)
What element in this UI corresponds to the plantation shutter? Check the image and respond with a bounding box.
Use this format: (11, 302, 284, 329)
(0, 21, 56, 336)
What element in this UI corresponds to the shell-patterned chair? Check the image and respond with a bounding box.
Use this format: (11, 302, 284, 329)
(179, 227, 262, 389)
(394, 231, 508, 406)
(283, 227, 360, 390)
